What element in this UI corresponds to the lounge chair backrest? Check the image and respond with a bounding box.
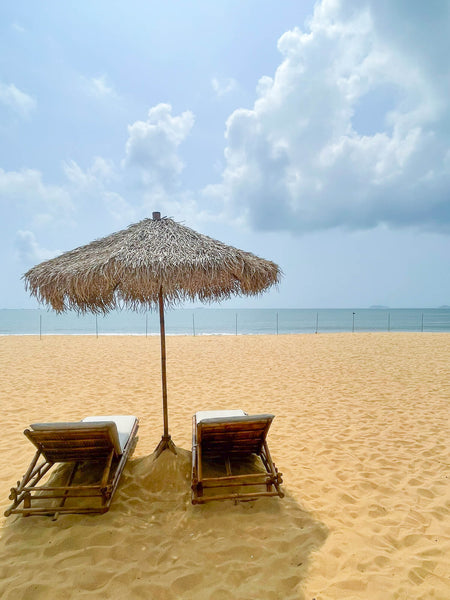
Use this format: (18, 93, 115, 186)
(27, 421, 122, 462)
(197, 414, 274, 457)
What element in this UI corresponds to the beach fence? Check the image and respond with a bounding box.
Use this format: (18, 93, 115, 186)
(3, 308, 449, 337)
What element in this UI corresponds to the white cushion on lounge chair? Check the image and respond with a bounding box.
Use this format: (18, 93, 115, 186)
(82, 415, 138, 453)
(195, 409, 246, 423)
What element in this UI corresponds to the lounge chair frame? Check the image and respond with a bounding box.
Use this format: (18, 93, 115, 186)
(5, 419, 138, 518)
(191, 413, 283, 504)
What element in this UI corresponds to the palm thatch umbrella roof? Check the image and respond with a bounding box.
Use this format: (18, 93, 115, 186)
(24, 212, 281, 456)
(25, 214, 280, 313)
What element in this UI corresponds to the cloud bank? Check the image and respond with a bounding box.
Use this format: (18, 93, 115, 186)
(3, 0, 449, 262)
(207, 0, 450, 234)
(2, 102, 196, 263)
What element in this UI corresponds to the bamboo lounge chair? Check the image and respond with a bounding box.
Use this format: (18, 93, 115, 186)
(5, 415, 139, 518)
(191, 410, 284, 504)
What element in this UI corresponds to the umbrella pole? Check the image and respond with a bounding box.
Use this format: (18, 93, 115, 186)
(154, 287, 177, 458)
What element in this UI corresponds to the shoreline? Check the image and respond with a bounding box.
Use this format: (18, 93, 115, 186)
(1, 330, 450, 337)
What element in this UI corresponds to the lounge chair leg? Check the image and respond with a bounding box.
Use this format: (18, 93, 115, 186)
(153, 435, 177, 459)
(52, 461, 79, 520)
(23, 492, 31, 517)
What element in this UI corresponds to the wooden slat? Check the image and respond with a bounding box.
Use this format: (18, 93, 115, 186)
(192, 490, 282, 504)
(5, 419, 139, 517)
(191, 414, 283, 505)
(25, 428, 118, 463)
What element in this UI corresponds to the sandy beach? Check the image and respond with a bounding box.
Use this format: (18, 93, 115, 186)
(0, 333, 448, 599)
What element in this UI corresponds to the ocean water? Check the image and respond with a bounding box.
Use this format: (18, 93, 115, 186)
(0, 308, 449, 336)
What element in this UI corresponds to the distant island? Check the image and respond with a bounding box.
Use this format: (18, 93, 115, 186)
(368, 305, 449, 310)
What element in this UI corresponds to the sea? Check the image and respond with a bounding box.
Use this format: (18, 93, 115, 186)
(0, 307, 449, 336)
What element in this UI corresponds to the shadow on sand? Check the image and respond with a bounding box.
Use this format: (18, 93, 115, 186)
(0, 448, 327, 600)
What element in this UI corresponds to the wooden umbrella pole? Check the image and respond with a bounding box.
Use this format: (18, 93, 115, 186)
(159, 287, 169, 438)
(154, 286, 177, 458)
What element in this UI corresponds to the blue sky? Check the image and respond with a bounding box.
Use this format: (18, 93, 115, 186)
(1, 0, 449, 309)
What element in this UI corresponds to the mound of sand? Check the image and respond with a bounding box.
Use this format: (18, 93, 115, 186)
(1, 448, 325, 600)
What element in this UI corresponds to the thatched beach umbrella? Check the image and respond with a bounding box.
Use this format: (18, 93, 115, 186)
(24, 212, 281, 457)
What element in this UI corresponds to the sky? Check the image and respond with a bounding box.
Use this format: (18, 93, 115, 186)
(1, 0, 449, 309)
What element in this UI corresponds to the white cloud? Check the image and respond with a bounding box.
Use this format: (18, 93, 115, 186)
(0, 168, 73, 225)
(102, 191, 137, 223)
(57, 105, 196, 223)
(63, 157, 116, 188)
(91, 75, 115, 97)
(11, 22, 25, 34)
(62, 158, 135, 222)
(15, 230, 60, 264)
(90, 156, 116, 181)
(0, 103, 196, 231)
(82, 74, 117, 99)
(0, 82, 36, 117)
(211, 77, 238, 97)
(207, 0, 450, 234)
(123, 103, 195, 188)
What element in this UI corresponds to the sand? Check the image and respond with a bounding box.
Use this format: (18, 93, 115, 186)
(0, 332, 448, 600)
